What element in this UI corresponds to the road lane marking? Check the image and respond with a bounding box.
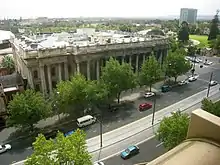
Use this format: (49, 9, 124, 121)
(156, 142, 164, 148)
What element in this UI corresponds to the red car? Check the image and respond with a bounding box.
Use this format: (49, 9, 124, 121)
(139, 103, 152, 111)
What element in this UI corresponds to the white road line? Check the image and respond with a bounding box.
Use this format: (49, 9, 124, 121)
(156, 142, 164, 148)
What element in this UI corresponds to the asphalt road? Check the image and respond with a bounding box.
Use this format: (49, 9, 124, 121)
(101, 137, 166, 165)
(2, 57, 220, 165)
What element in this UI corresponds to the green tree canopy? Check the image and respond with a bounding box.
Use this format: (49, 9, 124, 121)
(208, 10, 220, 40)
(139, 55, 162, 91)
(157, 111, 190, 150)
(25, 129, 92, 165)
(164, 51, 191, 82)
(1, 55, 15, 73)
(178, 21, 189, 42)
(7, 89, 51, 130)
(201, 98, 220, 117)
(101, 57, 137, 103)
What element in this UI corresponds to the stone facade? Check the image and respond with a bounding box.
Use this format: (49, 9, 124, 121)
(11, 37, 169, 95)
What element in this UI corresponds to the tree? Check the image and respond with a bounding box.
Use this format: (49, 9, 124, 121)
(101, 57, 137, 103)
(164, 51, 191, 82)
(157, 111, 190, 150)
(201, 98, 220, 117)
(139, 55, 162, 91)
(25, 129, 92, 165)
(56, 74, 89, 116)
(208, 10, 219, 40)
(7, 89, 51, 130)
(1, 55, 15, 73)
(178, 21, 189, 42)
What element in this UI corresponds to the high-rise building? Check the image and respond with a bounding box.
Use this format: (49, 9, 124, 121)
(179, 8, 198, 25)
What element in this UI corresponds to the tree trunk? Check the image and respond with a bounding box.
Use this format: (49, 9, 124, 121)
(149, 84, 152, 92)
(174, 77, 177, 82)
(30, 124, 34, 132)
(117, 92, 121, 104)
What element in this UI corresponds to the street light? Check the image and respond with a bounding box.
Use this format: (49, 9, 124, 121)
(207, 72, 213, 97)
(96, 111, 103, 148)
(151, 95, 156, 125)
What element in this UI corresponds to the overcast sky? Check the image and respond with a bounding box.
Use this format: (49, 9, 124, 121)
(0, 0, 219, 19)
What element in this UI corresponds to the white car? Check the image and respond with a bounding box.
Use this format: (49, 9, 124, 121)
(0, 144, 11, 154)
(178, 80, 189, 86)
(188, 76, 197, 82)
(144, 92, 155, 98)
(209, 80, 218, 86)
(204, 61, 213, 65)
(94, 162, 105, 165)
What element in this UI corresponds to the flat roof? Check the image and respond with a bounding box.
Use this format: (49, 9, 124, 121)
(0, 30, 15, 41)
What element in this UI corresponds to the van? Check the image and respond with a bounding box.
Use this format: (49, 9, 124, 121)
(77, 115, 96, 127)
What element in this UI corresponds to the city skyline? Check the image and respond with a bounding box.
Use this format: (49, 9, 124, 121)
(0, 0, 219, 19)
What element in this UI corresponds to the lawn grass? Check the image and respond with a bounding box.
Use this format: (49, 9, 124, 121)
(189, 35, 209, 48)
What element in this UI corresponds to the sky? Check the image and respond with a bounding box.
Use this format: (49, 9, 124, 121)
(0, 0, 219, 19)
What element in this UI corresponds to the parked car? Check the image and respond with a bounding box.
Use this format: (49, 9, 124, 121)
(139, 103, 152, 111)
(43, 129, 58, 140)
(209, 80, 218, 86)
(64, 130, 75, 137)
(161, 85, 171, 93)
(204, 61, 213, 65)
(77, 115, 96, 127)
(0, 144, 11, 154)
(144, 92, 155, 98)
(121, 145, 139, 159)
(178, 80, 189, 86)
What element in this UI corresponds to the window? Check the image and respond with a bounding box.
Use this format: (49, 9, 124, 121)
(51, 67, 56, 76)
(33, 70, 38, 79)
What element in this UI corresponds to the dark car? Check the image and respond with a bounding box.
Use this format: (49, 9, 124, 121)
(161, 85, 171, 93)
(121, 145, 140, 159)
(139, 103, 152, 111)
(43, 129, 58, 140)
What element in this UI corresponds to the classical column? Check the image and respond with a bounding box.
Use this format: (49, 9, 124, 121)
(64, 62, 69, 80)
(142, 54, 146, 64)
(40, 66, 47, 94)
(47, 65, 52, 94)
(121, 56, 125, 63)
(58, 63, 62, 81)
(96, 60, 100, 80)
(87, 60, 91, 80)
(76, 62, 80, 74)
(135, 55, 139, 73)
(129, 55, 132, 65)
(28, 69, 34, 89)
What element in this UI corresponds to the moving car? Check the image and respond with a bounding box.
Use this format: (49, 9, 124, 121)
(178, 80, 189, 86)
(204, 61, 213, 65)
(209, 80, 218, 86)
(121, 145, 139, 159)
(94, 162, 105, 165)
(0, 144, 11, 154)
(139, 103, 152, 111)
(144, 92, 155, 98)
(188, 76, 197, 82)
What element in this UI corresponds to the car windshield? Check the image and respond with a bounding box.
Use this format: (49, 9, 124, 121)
(125, 149, 130, 153)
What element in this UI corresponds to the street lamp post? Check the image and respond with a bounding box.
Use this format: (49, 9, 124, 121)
(152, 96, 156, 125)
(96, 110, 103, 148)
(207, 72, 213, 97)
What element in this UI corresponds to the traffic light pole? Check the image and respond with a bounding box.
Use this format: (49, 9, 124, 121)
(207, 72, 213, 97)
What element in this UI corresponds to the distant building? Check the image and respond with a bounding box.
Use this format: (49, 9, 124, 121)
(179, 8, 198, 25)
